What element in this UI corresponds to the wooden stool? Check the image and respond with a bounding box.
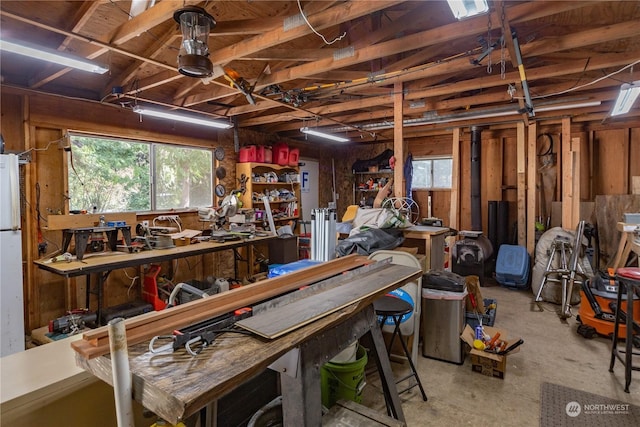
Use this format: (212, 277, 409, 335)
(373, 295, 427, 403)
(609, 267, 640, 393)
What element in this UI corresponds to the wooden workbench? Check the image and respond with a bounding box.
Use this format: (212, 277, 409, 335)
(34, 235, 275, 322)
(75, 261, 422, 425)
(612, 222, 640, 268)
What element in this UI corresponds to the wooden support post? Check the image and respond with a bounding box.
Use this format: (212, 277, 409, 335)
(517, 122, 526, 246)
(561, 117, 573, 229)
(571, 137, 581, 227)
(449, 128, 461, 229)
(526, 122, 537, 255)
(393, 82, 405, 198)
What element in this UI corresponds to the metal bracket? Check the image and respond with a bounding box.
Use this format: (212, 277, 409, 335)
(268, 347, 300, 378)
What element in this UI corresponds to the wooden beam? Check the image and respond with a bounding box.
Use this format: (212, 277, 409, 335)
(571, 137, 581, 227)
(517, 122, 526, 246)
(450, 128, 461, 229)
(526, 122, 537, 255)
(256, 1, 602, 89)
(28, 1, 103, 88)
(393, 82, 404, 198)
(561, 117, 573, 229)
(209, 1, 402, 65)
(71, 255, 370, 359)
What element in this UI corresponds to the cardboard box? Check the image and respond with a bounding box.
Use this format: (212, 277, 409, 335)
(460, 325, 520, 379)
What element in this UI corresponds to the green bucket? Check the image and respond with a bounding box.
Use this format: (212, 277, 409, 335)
(320, 345, 367, 408)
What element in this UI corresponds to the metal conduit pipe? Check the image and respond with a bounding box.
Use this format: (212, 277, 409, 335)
(470, 126, 482, 231)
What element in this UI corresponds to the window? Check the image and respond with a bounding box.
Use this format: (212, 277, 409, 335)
(411, 157, 453, 190)
(68, 133, 213, 212)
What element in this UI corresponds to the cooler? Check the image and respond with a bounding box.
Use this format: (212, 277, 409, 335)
(495, 244, 530, 289)
(421, 271, 467, 364)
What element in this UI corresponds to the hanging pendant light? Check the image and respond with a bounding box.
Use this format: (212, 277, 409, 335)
(173, 6, 216, 78)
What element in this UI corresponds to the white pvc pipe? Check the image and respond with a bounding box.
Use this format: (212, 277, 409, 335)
(108, 318, 135, 427)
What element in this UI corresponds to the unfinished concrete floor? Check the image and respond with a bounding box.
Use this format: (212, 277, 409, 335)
(360, 284, 640, 426)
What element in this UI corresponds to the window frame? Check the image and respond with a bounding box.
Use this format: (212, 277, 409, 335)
(67, 131, 215, 213)
(411, 155, 453, 191)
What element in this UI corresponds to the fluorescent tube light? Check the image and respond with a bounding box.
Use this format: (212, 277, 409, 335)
(0, 38, 108, 74)
(133, 106, 233, 129)
(611, 81, 640, 116)
(300, 127, 349, 143)
(447, 0, 489, 20)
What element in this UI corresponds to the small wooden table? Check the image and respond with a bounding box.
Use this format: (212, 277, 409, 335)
(611, 222, 640, 269)
(401, 225, 449, 271)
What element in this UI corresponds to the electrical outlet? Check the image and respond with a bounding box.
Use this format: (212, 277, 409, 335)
(141, 220, 149, 227)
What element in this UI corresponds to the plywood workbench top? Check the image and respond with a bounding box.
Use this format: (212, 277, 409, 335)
(0, 335, 96, 418)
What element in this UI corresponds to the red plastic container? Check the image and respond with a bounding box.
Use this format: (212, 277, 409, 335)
(264, 147, 273, 164)
(273, 142, 289, 166)
(239, 145, 256, 163)
(256, 145, 265, 163)
(288, 148, 300, 166)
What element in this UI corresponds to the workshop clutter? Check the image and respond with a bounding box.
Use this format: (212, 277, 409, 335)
(460, 325, 523, 379)
(238, 143, 299, 166)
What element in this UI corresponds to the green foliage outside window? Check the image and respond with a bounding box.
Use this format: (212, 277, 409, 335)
(68, 134, 212, 212)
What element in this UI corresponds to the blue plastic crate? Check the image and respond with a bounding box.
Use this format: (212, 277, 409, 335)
(495, 244, 530, 289)
(465, 298, 497, 328)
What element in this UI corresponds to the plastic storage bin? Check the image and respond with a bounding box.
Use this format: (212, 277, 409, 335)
(421, 274, 467, 364)
(495, 244, 530, 289)
(465, 298, 497, 328)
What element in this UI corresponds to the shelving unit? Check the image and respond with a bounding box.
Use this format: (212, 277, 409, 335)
(353, 169, 393, 207)
(236, 162, 301, 228)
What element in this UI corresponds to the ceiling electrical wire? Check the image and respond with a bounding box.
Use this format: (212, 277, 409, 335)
(517, 58, 640, 100)
(297, 0, 346, 45)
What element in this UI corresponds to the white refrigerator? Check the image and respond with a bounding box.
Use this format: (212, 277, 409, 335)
(0, 153, 25, 356)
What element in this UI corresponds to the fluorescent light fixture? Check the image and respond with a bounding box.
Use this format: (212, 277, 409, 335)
(300, 127, 349, 143)
(447, 0, 489, 20)
(133, 106, 233, 129)
(0, 37, 108, 74)
(611, 81, 640, 116)
(324, 101, 602, 132)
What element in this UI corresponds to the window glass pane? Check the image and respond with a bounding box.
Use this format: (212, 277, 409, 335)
(154, 145, 213, 209)
(432, 159, 453, 188)
(411, 159, 432, 189)
(68, 135, 151, 212)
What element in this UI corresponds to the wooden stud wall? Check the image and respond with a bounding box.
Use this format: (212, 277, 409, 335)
(1, 86, 639, 333)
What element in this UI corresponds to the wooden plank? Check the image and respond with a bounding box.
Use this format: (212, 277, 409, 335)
(70, 255, 370, 358)
(561, 117, 573, 229)
(236, 264, 421, 338)
(526, 122, 537, 255)
(571, 137, 581, 228)
(450, 128, 460, 229)
(517, 122, 526, 246)
(633, 176, 640, 195)
(393, 82, 404, 198)
(46, 213, 137, 230)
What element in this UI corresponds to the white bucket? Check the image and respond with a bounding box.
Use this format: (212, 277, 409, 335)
(330, 341, 358, 363)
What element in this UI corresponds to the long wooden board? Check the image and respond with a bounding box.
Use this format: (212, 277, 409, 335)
(46, 213, 137, 230)
(71, 255, 370, 359)
(236, 263, 421, 338)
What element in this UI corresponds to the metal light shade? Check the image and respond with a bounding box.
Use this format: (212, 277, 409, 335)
(173, 6, 216, 78)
